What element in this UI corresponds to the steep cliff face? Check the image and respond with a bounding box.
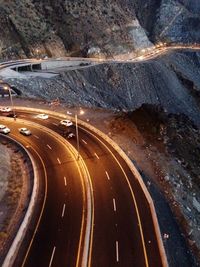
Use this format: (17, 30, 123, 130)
(0, 0, 200, 59)
(6, 50, 200, 124)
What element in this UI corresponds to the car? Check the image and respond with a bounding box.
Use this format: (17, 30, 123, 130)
(35, 114, 49, 120)
(60, 119, 73, 127)
(0, 124, 10, 134)
(6, 113, 17, 118)
(19, 128, 32, 136)
(0, 107, 12, 112)
(67, 132, 75, 139)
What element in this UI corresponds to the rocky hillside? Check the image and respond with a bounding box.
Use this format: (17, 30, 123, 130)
(0, 0, 200, 59)
(6, 50, 200, 125)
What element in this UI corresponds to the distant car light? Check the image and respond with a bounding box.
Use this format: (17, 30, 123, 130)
(67, 132, 75, 139)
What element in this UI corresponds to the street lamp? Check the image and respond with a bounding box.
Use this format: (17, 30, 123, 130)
(4, 86, 16, 119)
(36, 49, 39, 58)
(75, 109, 85, 160)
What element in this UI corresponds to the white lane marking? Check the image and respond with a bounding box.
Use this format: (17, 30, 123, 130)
(113, 198, 117, 212)
(94, 152, 99, 159)
(105, 171, 110, 180)
(82, 139, 87, 145)
(52, 122, 58, 126)
(49, 246, 56, 267)
(57, 158, 61, 164)
(64, 176, 67, 186)
(20, 115, 26, 118)
(116, 241, 119, 262)
(80, 127, 150, 266)
(33, 135, 39, 139)
(62, 204, 66, 218)
(46, 144, 52, 150)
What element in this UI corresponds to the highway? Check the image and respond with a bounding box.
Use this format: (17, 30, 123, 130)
(0, 117, 86, 267)
(0, 109, 166, 267)
(0, 44, 199, 267)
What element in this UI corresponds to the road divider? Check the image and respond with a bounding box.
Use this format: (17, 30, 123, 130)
(12, 107, 168, 267)
(0, 116, 94, 267)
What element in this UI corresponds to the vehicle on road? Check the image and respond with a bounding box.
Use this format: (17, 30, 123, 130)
(60, 119, 73, 127)
(0, 124, 10, 134)
(35, 114, 49, 120)
(67, 132, 75, 139)
(0, 107, 12, 112)
(19, 127, 32, 136)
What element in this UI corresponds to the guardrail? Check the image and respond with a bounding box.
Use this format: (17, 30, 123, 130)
(0, 115, 93, 267)
(13, 106, 168, 267)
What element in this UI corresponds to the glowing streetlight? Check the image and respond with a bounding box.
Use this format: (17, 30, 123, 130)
(75, 109, 85, 160)
(4, 86, 16, 119)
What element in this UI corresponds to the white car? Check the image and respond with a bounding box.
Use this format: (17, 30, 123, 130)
(19, 128, 32, 136)
(60, 119, 73, 127)
(0, 124, 10, 134)
(67, 132, 75, 139)
(0, 107, 12, 112)
(35, 114, 49, 120)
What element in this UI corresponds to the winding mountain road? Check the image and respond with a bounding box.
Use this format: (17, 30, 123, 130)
(1, 108, 167, 267)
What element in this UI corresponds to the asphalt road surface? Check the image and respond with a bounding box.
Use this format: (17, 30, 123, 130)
(0, 117, 84, 267)
(1, 110, 165, 267)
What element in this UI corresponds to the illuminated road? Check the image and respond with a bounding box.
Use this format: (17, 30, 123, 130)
(0, 117, 86, 267)
(0, 44, 198, 267)
(1, 109, 167, 267)
(0, 44, 200, 73)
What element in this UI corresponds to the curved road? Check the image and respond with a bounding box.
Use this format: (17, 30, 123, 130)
(0, 117, 85, 267)
(1, 109, 166, 267)
(1, 45, 198, 267)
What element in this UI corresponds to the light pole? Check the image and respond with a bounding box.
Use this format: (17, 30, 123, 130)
(4, 86, 16, 119)
(75, 109, 84, 160)
(36, 49, 39, 59)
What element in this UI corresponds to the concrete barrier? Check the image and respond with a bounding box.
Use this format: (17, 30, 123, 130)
(1, 135, 38, 267)
(0, 115, 93, 267)
(13, 106, 169, 267)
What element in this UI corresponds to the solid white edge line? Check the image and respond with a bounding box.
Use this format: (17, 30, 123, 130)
(113, 198, 116, 212)
(94, 152, 99, 159)
(62, 204, 66, 218)
(64, 176, 67, 186)
(1, 137, 41, 267)
(116, 241, 119, 262)
(105, 171, 110, 180)
(49, 246, 56, 267)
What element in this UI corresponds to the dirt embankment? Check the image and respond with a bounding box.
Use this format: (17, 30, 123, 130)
(0, 136, 33, 264)
(126, 104, 200, 265)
